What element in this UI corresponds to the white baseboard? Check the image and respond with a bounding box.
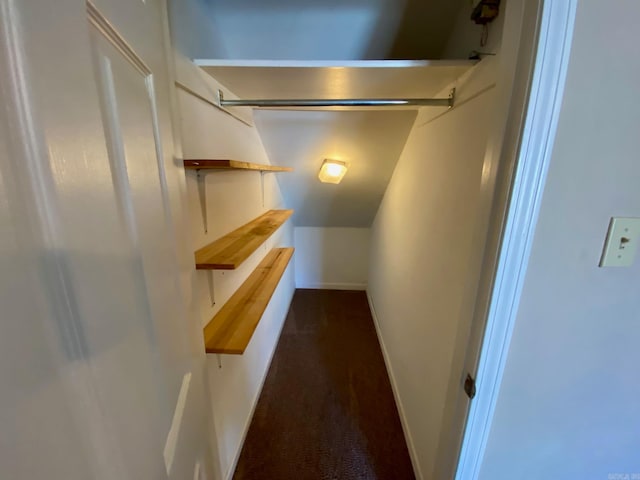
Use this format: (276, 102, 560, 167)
(366, 291, 424, 480)
(296, 282, 367, 291)
(223, 283, 296, 480)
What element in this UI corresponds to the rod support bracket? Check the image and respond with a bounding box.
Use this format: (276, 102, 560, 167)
(448, 88, 456, 109)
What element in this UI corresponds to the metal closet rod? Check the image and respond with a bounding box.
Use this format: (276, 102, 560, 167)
(218, 88, 455, 108)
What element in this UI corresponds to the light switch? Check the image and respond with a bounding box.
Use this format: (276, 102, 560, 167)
(599, 217, 640, 267)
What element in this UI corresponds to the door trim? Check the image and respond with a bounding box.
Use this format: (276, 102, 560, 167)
(454, 1, 578, 478)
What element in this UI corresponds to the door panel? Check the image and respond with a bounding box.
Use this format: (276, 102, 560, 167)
(0, 0, 213, 478)
(0, 79, 96, 479)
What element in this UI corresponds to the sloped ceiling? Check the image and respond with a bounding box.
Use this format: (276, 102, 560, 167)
(255, 110, 416, 226)
(169, 0, 474, 227)
(202, 62, 475, 227)
(195, 0, 467, 60)
(203, 62, 473, 227)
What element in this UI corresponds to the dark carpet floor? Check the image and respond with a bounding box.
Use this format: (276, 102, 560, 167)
(233, 289, 415, 480)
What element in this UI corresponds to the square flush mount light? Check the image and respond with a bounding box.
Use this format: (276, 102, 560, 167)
(318, 159, 348, 184)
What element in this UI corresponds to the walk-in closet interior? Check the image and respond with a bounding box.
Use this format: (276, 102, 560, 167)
(167, 1, 511, 478)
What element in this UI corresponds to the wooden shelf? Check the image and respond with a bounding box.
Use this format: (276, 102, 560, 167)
(195, 209, 293, 270)
(184, 159, 292, 172)
(203, 247, 294, 354)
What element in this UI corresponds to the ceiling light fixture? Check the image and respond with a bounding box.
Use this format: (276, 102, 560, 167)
(318, 159, 348, 184)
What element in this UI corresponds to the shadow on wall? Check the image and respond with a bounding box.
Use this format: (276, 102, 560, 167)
(194, 0, 466, 60)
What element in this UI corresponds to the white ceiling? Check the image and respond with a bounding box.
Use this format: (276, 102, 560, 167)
(254, 109, 417, 227)
(189, 0, 467, 60)
(173, 0, 476, 227)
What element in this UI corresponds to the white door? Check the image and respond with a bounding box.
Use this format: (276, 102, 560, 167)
(0, 0, 214, 479)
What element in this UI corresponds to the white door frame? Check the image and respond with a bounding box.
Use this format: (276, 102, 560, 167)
(455, 1, 578, 478)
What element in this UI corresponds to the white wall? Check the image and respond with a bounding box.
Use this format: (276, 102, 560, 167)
(367, 56, 499, 479)
(478, 2, 640, 478)
(294, 227, 369, 290)
(174, 55, 295, 480)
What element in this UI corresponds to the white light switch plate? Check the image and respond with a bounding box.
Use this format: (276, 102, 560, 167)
(600, 217, 640, 267)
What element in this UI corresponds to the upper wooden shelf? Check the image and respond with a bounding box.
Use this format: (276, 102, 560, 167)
(195, 209, 293, 270)
(203, 247, 294, 354)
(184, 159, 292, 172)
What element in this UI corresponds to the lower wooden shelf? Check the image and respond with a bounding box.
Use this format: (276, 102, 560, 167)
(203, 247, 294, 354)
